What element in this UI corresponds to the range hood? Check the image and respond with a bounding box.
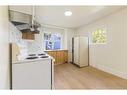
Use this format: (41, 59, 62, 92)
(9, 10, 40, 34)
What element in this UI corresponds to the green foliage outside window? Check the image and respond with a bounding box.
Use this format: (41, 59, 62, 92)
(92, 29, 107, 43)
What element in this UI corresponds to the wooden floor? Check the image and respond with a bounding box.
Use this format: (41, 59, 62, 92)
(54, 63, 127, 89)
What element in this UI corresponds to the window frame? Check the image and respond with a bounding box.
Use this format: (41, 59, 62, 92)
(91, 27, 107, 45)
(44, 32, 62, 50)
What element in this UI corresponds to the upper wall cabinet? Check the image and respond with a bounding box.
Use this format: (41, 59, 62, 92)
(9, 6, 32, 15)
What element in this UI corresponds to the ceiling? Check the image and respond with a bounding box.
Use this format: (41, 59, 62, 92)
(35, 6, 126, 28)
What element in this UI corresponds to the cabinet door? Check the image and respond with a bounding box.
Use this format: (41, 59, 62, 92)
(46, 50, 68, 65)
(12, 60, 52, 89)
(56, 51, 61, 64)
(79, 37, 89, 67)
(74, 37, 79, 65)
(22, 32, 27, 39)
(53, 51, 57, 64)
(22, 32, 35, 40)
(60, 51, 64, 64)
(27, 32, 35, 40)
(64, 50, 68, 63)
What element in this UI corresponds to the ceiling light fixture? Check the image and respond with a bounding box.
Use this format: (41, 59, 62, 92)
(64, 11, 72, 16)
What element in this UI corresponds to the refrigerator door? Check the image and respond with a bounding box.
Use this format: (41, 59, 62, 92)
(74, 37, 80, 65)
(79, 37, 89, 67)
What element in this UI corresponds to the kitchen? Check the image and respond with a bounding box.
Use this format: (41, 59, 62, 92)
(9, 6, 75, 89)
(1, 5, 127, 90)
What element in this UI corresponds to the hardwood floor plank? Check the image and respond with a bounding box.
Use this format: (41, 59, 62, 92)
(54, 63, 127, 89)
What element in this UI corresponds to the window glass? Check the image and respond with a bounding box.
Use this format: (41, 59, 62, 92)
(44, 33, 62, 50)
(53, 41, 61, 49)
(45, 41, 53, 50)
(92, 29, 107, 44)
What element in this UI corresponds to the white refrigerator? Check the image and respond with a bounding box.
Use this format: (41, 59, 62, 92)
(72, 37, 89, 67)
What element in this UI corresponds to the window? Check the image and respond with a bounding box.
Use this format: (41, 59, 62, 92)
(92, 29, 107, 44)
(44, 33, 62, 50)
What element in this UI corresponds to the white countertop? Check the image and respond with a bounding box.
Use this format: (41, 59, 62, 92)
(13, 54, 55, 64)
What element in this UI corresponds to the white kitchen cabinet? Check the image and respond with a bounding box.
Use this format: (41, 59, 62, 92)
(73, 37, 89, 67)
(12, 59, 52, 89)
(9, 6, 32, 15)
(74, 37, 80, 65)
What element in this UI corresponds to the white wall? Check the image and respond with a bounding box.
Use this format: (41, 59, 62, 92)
(67, 29, 75, 62)
(76, 8, 127, 79)
(0, 6, 10, 89)
(10, 22, 28, 60)
(9, 6, 32, 15)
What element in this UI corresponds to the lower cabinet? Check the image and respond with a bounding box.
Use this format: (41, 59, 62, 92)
(45, 50, 68, 65)
(12, 59, 52, 89)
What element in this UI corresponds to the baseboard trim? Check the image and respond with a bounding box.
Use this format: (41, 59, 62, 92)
(90, 64, 127, 80)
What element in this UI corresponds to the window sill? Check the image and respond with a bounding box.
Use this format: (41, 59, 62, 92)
(90, 43, 106, 45)
(44, 49, 68, 52)
(89, 43, 107, 47)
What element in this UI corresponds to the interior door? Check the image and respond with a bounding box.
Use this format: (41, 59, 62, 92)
(74, 37, 79, 65)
